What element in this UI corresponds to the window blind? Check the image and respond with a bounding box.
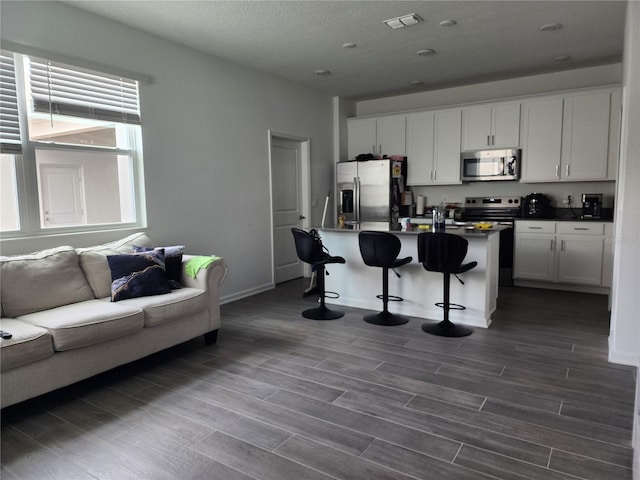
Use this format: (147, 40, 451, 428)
(0, 51, 22, 154)
(26, 57, 141, 125)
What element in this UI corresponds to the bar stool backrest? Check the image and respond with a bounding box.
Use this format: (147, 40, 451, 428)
(417, 232, 469, 274)
(358, 231, 402, 268)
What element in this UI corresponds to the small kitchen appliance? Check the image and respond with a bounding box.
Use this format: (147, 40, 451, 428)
(522, 193, 552, 218)
(581, 194, 602, 219)
(461, 148, 520, 182)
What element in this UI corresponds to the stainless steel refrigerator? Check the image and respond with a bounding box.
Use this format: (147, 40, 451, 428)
(336, 158, 407, 230)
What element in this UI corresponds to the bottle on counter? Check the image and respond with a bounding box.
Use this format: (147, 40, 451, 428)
(432, 202, 446, 232)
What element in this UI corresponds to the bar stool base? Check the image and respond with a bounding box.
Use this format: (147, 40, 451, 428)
(421, 319, 472, 337)
(302, 306, 344, 320)
(364, 311, 409, 326)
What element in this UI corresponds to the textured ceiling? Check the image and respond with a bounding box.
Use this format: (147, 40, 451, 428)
(64, 1, 627, 100)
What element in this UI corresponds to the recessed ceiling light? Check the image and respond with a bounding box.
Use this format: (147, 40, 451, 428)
(439, 20, 457, 27)
(342, 43, 357, 49)
(315, 69, 331, 76)
(552, 55, 571, 63)
(408, 80, 423, 86)
(384, 13, 423, 29)
(416, 49, 436, 56)
(540, 23, 562, 32)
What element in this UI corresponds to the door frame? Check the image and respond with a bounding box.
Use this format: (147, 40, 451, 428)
(268, 130, 312, 285)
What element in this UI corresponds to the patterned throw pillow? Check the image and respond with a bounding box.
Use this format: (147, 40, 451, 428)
(107, 250, 171, 302)
(133, 245, 185, 289)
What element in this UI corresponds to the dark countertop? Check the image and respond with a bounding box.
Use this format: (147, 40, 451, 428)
(320, 224, 509, 236)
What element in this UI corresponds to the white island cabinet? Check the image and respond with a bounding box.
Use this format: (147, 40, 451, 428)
(514, 220, 613, 293)
(319, 227, 502, 328)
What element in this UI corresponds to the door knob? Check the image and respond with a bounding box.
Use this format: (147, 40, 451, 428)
(299, 215, 306, 220)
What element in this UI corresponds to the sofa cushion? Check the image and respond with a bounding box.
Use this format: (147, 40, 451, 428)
(77, 232, 154, 298)
(100, 287, 206, 327)
(108, 250, 171, 302)
(18, 300, 144, 352)
(0, 319, 54, 371)
(0, 246, 95, 317)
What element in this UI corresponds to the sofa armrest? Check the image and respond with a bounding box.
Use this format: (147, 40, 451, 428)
(180, 255, 227, 332)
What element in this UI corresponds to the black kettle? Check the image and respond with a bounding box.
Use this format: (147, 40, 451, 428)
(522, 193, 552, 218)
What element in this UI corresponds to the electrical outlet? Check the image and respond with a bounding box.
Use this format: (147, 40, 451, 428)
(563, 193, 573, 205)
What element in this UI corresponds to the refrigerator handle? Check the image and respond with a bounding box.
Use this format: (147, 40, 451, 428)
(353, 177, 359, 222)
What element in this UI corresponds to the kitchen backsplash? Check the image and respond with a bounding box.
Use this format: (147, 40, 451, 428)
(409, 180, 616, 209)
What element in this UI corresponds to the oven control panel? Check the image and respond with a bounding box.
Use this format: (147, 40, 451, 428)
(464, 196, 521, 209)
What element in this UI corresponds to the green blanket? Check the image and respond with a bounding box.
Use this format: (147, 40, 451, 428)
(184, 255, 220, 278)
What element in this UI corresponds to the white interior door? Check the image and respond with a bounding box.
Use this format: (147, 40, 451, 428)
(272, 137, 304, 283)
(39, 164, 85, 227)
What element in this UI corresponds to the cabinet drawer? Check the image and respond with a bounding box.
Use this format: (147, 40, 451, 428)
(516, 221, 556, 234)
(557, 222, 604, 235)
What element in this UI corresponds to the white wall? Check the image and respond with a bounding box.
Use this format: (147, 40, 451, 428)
(356, 64, 622, 116)
(611, 3, 640, 476)
(0, 1, 334, 301)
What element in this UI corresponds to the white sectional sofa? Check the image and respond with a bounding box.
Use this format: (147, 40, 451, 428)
(0, 232, 227, 408)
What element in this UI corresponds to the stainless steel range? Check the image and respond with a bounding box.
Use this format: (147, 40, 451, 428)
(462, 196, 522, 286)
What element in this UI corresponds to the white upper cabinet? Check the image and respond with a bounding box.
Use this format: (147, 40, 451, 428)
(347, 115, 405, 159)
(406, 108, 462, 186)
(561, 91, 612, 181)
(461, 102, 521, 150)
(520, 97, 564, 182)
(520, 88, 620, 183)
(347, 117, 376, 159)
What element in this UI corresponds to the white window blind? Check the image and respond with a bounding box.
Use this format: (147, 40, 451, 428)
(0, 51, 22, 154)
(26, 56, 141, 124)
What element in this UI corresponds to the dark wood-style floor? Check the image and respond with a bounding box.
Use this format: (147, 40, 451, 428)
(1, 279, 636, 480)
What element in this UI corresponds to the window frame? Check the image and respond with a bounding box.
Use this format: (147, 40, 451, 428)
(0, 51, 146, 240)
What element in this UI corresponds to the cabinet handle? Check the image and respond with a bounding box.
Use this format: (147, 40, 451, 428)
(550, 239, 554, 251)
(433, 170, 437, 181)
(487, 135, 491, 146)
(528, 226, 543, 229)
(574, 227, 589, 231)
(555, 165, 560, 178)
(561, 239, 566, 251)
(492, 135, 495, 146)
(566, 164, 570, 177)
(379, 145, 382, 156)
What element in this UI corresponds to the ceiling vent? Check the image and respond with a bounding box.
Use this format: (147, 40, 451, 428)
(384, 13, 423, 29)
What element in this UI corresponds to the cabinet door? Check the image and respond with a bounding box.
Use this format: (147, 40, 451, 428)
(347, 118, 377, 159)
(492, 102, 521, 148)
(514, 233, 556, 281)
(557, 235, 604, 285)
(461, 105, 492, 150)
(406, 111, 434, 185)
(561, 91, 611, 181)
(432, 109, 462, 184)
(377, 115, 406, 157)
(520, 97, 564, 182)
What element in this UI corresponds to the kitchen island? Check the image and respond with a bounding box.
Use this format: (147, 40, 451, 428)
(319, 224, 507, 328)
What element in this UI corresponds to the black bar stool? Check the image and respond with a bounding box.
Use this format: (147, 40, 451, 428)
(417, 232, 477, 337)
(291, 228, 346, 320)
(358, 231, 413, 326)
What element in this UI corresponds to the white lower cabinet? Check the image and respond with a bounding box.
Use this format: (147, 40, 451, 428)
(514, 220, 611, 289)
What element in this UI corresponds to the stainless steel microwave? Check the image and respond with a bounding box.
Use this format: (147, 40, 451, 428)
(461, 148, 520, 181)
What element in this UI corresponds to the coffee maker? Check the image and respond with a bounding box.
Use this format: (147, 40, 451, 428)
(581, 194, 602, 219)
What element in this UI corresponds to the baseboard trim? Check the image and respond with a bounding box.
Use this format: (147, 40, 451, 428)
(221, 283, 274, 304)
(513, 280, 609, 295)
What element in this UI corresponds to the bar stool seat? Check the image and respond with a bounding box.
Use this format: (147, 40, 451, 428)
(417, 232, 477, 337)
(291, 228, 345, 320)
(358, 231, 412, 326)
